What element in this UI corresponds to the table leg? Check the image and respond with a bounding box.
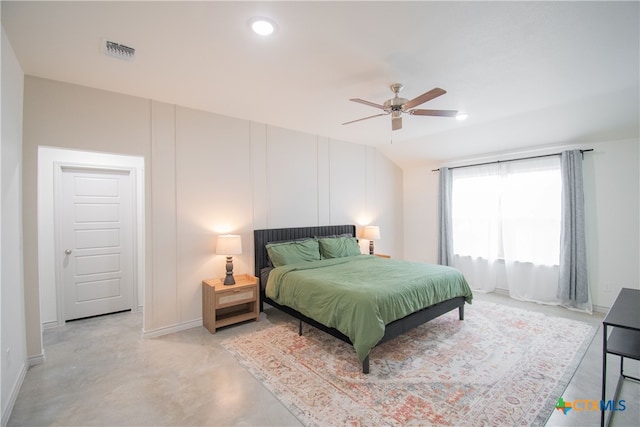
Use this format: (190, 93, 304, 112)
(601, 324, 607, 427)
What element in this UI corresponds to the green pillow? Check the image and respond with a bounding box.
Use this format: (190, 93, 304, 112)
(318, 236, 361, 259)
(266, 238, 321, 267)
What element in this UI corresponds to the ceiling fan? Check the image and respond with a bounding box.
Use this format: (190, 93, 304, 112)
(342, 83, 459, 131)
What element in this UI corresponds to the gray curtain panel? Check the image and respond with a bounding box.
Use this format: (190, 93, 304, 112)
(438, 167, 454, 266)
(558, 150, 589, 304)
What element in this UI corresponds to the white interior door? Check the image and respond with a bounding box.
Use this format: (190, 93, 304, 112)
(61, 168, 134, 321)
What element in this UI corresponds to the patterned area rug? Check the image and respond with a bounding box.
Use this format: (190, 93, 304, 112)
(222, 300, 596, 426)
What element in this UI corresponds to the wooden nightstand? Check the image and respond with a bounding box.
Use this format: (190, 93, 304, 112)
(202, 274, 259, 333)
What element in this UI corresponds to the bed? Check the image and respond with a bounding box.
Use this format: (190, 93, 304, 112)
(254, 224, 473, 374)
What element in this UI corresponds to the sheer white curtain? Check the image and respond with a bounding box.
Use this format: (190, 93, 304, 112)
(451, 164, 501, 292)
(451, 157, 563, 304)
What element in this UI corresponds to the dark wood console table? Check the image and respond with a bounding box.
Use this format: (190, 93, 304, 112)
(601, 287, 640, 426)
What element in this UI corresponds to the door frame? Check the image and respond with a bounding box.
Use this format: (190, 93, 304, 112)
(55, 164, 136, 324)
(38, 147, 145, 329)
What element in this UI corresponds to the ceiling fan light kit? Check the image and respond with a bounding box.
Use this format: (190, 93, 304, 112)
(343, 83, 463, 130)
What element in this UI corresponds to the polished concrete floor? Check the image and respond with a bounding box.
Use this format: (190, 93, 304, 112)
(8, 292, 640, 426)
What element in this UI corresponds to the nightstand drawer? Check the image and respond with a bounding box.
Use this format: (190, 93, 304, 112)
(216, 287, 256, 308)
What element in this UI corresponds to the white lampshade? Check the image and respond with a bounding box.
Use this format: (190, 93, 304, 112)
(362, 226, 381, 241)
(216, 235, 243, 255)
(362, 225, 380, 240)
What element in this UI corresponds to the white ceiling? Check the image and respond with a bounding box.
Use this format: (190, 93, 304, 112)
(3, 1, 639, 168)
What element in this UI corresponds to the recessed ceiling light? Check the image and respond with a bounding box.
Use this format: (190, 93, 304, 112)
(455, 112, 469, 121)
(249, 17, 277, 36)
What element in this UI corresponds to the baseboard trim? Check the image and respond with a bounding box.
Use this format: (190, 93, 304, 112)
(141, 318, 202, 339)
(42, 320, 59, 330)
(482, 288, 608, 314)
(593, 304, 610, 314)
(28, 351, 46, 367)
(1, 362, 27, 427)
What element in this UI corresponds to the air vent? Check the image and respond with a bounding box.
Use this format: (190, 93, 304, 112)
(104, 40, 135, 61)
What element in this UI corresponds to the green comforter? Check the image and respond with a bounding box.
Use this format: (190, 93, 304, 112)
(265, 255, 473, 362)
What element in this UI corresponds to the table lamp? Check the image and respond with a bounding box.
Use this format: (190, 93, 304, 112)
(362, 226, 380, 255)
(216, 234, 243, 285)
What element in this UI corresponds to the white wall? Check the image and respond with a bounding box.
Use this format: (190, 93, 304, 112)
(403, 138, 640, 311)
(582, 139, 640, 309)
(21, 77, 404, 345)
(264, 126, 319, 228)
(370, 148, 404, 257)
(402, 164, 439, 264)
(1, 25, 28, 426)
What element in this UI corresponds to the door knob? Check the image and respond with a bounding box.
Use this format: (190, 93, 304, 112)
(64, 249, 72, 255)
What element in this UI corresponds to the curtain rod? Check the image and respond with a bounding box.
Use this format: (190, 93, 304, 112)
(431, 149, 593, 172)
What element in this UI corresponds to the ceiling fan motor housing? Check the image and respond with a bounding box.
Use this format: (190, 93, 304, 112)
(385, 83, 408, 111)
(384, 98, 408, 110)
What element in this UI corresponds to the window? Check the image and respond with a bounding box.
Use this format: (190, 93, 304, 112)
(451, 157, 561, 266)
(442, 151, 590, 311)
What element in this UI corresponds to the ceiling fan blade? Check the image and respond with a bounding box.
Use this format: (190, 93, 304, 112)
(342, 113, 387, 125)
(349, 98, 387, 110)
(392, 116, 402, 131)
(409, 109, 458, 117)
(403, 88, 446, 110)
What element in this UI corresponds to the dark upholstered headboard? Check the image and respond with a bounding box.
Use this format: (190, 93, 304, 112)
(253, 224, 356, 278)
